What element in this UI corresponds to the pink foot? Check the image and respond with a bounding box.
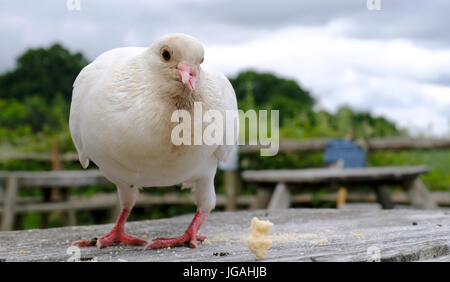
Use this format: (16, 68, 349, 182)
(146, 234, 207, 249)
(72, 208, 147, 248)
(96, 230, 147, 248)
(145, 211, 208, 250)
(73, 232, 147, 248)
(72, 238, 97, 247)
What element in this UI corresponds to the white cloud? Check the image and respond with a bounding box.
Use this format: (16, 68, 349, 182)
(1, 1, 449, 136)
(205, 20, 450, 136)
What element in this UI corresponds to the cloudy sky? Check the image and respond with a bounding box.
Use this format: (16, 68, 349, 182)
(1, 0, 449, 136)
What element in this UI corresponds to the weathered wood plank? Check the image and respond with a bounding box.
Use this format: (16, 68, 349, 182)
(250, 188, 272, 210)
(1, 191, 448, 214)
(1, 178, 18, 231)
(0, 152, 79, 161)
(241, 166, 429, 184)
(374, 185, 395, 209)
(240, 138, 327, 153)
(368, 138, 450, 151)
(267, 183, 290, 210)
(0, 209, 449, 262)
(404, 179, 438, 209)
(242, 166, 435, 210)
(224, 170, 238, 211)
(287, 191, 450, 206)
(0, 193, 255, 214)
(2, 138, 449, 162)
(0, 170, 109, 187)
(240, 138, 450, 153)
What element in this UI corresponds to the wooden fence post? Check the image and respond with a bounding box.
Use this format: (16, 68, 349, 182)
(225, 170, 239, 211)
(51, 141, 62, 200)
(374, 185, 395, 209)
(267, 182, 291, 210)
(1, 177, 18, 231)
(250, 186, 272, 210)
(51, 141, 77, 226)
(404, 178, 438, 209)
(220, 147, 240, 211)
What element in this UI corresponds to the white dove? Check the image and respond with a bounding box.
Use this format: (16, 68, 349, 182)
(69, 33, 238, 249)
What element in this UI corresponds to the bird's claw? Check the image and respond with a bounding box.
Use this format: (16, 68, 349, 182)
(73, 232, 147, 249)
(72, 237, 98, 247)
(144, 233, 206, 250)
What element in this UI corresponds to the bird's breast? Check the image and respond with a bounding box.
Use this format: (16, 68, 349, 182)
(86, 98, 217, 186)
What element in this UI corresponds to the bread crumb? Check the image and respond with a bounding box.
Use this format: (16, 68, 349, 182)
(309, 239, 328, 246)
(246, 217, 273, 260)
(270, 232, 318, 242)
(202, 239, 211, 245)
(19, 250, 25, 254)
(117, 258, 128, 262)
(351, 231, 364, 237)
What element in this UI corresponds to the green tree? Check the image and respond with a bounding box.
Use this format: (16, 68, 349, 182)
(0, 43, 85, 149)
(229, 70, 315, 125)
(0, 43, 88, 103)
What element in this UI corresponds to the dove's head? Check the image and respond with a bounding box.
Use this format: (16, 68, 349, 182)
(148, 33, 205, 92)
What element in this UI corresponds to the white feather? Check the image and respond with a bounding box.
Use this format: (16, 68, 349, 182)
(69, 34, 238, 212)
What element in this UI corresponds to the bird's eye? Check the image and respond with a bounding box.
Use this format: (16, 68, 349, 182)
(200, 57, 204, 64)
(161, 48, 171, 62)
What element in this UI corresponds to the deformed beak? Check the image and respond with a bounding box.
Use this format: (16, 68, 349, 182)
(176, 62, 198, 91)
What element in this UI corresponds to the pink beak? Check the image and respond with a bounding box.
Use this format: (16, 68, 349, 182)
(176, 62, 198, 91)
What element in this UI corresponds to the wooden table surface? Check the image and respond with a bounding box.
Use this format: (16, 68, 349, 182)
(241, 166, 436, 210)
(0, 208, 449, 262)
(241, 166, 429, 184)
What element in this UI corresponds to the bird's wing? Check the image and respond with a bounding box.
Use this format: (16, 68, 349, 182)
(69, 47, 146, 168)
(202, 67, 239, 162)
(69, 62, 99, 168)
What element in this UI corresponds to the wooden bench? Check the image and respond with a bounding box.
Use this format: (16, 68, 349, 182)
(242, 166, 437, 210)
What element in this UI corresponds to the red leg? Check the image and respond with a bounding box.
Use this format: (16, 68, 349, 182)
(72, 208, 147, 248)
(145, 211, 208, 249)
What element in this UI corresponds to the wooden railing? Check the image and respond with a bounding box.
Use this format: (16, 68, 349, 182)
(240, 137, 450, 153)
(2, 138, 450, 161)
(1, 137, 450, 230)
(0, 170, 255, 230)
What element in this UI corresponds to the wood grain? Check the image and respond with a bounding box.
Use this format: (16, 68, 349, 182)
(0, 209, 449, 262)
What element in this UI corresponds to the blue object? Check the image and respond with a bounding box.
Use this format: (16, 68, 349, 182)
(323, 139, 366, 168)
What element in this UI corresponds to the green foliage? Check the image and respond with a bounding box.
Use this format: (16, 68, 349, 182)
(0, 43, 88, 103)
(229, 71, 404, 140)
(0, 95, 69, 133)
(370, 150, 450, 191)
(295, 106, 405, 139)
(230, 70, 314, 125)
(0, 43, 82, 151)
